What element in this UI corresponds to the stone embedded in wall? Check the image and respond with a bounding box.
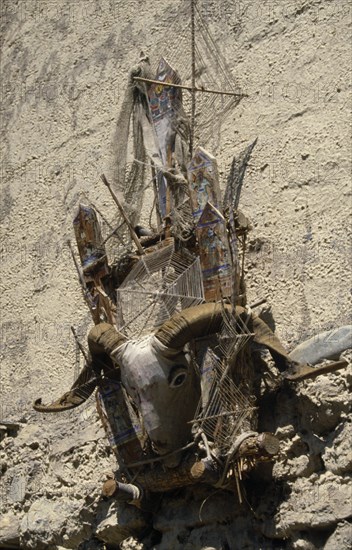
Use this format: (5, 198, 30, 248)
(296, 373, 350, 435)
(322, 421, 352, 475)
(20, 497, 93, 550)
(0, 512, 21, 549)
(275, 472, 352, 534)
(324, 521, 352, 550)
(94, 500, 148, 546)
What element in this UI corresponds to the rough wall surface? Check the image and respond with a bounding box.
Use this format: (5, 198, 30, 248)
(0, 0, 351, 548)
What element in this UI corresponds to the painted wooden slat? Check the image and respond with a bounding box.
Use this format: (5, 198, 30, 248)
(96, 380, 145, 464)
(196, 202, 233, 302)
(187, 146, 222, 224)
(147, 58, 182, 219)
(73, 204, 109, 280)
(73, 204, 114, 324)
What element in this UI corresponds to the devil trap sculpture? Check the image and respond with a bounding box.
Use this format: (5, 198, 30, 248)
(33, 8, 350, 509)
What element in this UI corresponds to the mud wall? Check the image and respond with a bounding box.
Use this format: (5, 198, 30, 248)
(1, 1, 351, 548)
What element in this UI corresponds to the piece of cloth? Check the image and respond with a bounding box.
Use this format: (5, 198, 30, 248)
(289, 325, 352, 365)
(112, 336, 200, 456)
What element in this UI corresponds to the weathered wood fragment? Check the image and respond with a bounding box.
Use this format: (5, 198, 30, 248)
(102, 479, 142, 504)
(73, 204, 115, 324)
(196, 202, 233, 301)
(96, 379, 145, 465)
(187, 146, 222, 224)
(236, 432, 280, 458)
(147, 58, 182, 220)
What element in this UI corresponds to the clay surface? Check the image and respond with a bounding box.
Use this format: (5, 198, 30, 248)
(1, 1, 351, 548)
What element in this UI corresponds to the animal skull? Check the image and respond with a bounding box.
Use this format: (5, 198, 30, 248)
(88, 303, 238, 460)
(88, 303, 297, 463)
(112, 336, 200, 458)
(34, 302, 299, 464)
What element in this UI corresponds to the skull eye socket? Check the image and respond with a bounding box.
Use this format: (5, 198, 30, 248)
(169, 366, 188, 388)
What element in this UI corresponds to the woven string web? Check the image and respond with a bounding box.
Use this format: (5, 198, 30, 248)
(148, 1, 243, 154)
(116, 243, 204, 337)
(107, 0, 244, 254)
(193, 307, 254, 455)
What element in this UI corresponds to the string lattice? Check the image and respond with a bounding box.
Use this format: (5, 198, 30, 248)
(148, 2, 243, 154)
(116, 243, 204, 337)
(193, 307, 254, 454)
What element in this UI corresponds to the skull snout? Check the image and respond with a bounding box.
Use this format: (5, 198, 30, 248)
(117, 339, 199, 459)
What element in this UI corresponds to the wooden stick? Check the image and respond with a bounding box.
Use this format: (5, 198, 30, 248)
(236, 432, 280, 458)
(250, 298, 267, 309)
(70, 326, 89, 363)
(102, 479, 142, 504)
(100, 174, 145, 255)
(150, 160, 162, 229)
(67, 240, 97, 319)
(235, 465, 242, 503)
(164, 148, 172, 239)
(284, 359, 348, 382)
(190, 0, 196, 155)
(101, 221, 125, 246)
(133, 76, 247, 98)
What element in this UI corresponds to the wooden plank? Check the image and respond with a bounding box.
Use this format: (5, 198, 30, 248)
(73, 204, 109, 280)
(73, 204, 115, 324)
(196, 202, 233, 302)
(187, 146, 222, 224)
(227, 205, 241, 303)
(147, 58, 182, 219)
(96, 380, 145, 465)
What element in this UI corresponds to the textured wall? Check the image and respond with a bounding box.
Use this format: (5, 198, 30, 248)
(0, 1, 351, 549)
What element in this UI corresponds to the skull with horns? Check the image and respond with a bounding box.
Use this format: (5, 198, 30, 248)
(35, 301, 301, 469)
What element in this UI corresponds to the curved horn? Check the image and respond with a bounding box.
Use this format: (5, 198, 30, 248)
(33, 378, 97, 413)
(33, 324, 127, 414)
(155, 303, 245, 350)
(88, 322, 128, 357)
(33, 362, 97, 413)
